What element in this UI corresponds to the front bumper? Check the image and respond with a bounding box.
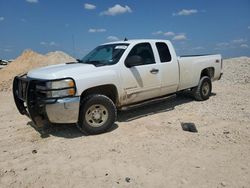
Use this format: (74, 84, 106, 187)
(13, 75, 80, 129)
(46, 97, 80, 123)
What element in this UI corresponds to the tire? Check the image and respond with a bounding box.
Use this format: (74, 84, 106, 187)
(192, 76, 212, 101)
(78, 94, 117, 134)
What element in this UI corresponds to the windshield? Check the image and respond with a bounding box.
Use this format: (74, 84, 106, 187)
(80, 43, 129, 66)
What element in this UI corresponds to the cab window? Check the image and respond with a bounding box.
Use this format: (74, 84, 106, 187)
(156, 42, 172, 62)
(126, 43, 155, 65)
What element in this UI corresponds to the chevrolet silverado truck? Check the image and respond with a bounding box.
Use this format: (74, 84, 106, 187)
(13, 39, 223, 134)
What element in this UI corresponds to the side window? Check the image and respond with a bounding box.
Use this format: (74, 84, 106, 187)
(156, 42, 172, 62)
(127, 43, 155, 65)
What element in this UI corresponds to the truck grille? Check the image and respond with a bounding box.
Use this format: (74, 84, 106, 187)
(17, 78, 29, 101)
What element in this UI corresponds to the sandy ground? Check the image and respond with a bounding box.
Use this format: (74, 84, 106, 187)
(0, 57, 250, 188)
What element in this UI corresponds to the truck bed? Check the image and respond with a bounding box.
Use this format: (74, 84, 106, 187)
(177, 54, 222, 91)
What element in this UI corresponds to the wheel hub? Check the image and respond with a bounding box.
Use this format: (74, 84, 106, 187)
(85, 104, 108, 127)
(92, 110, 102, 120)
(202, 82, 210, 96)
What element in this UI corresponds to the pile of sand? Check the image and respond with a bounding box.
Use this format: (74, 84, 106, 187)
(0, 50, 76, 92)
(222, 57, 250, 85)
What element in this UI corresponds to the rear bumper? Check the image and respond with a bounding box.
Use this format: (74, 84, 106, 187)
(13, 75, 80, 129)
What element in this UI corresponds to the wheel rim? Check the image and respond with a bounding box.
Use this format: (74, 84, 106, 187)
(202, 82, 210, 96)
(85, 104, 109, 127)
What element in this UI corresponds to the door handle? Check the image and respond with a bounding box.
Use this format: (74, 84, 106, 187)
(150, 68, 159, 74)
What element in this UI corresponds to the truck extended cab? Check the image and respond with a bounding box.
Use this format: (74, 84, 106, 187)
(13, 39, 223, 134)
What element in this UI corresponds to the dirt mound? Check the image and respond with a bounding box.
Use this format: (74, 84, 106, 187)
(45, 51, 76, 64)
(222, 57, 250, 85)
(0, 50, 76, 92)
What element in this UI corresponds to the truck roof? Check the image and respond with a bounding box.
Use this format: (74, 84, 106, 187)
(102, 39, 170, 45)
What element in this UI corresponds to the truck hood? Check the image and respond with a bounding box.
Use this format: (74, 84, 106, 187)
(27, 63, 95, 80)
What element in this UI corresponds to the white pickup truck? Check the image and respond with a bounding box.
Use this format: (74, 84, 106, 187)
(13, 39, 223, 134)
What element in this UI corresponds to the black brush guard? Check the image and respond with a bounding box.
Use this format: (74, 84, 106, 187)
(13, 75, 50, 130)
(13, 75, 76, 130)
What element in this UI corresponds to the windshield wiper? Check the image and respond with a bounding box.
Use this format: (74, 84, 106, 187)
(81, 60, 108, 67)
(77, 59, 84, 63)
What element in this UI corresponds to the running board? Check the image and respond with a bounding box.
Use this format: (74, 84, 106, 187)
(119, 94, 176, 111)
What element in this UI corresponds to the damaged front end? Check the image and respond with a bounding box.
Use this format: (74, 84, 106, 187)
(13, 75, 79, 131)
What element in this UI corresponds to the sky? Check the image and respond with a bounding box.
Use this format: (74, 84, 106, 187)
(0, 0, 250, 59)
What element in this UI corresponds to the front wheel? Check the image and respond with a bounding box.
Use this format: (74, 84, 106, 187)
(192, 76, 212, 101)
(78, 94, 117, 134)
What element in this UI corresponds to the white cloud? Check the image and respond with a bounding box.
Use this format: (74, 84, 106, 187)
(84, 3, 96, 10)
(107, 36, 119, 41)
(173, 34, 187, 41)
(40, 41, 57, 46)
(101, 4, 132, 16)
(4, 49, 12, 52)
(21, 18, 27, 22)
(152, 30, 186, 41)
(232, 39, 247, 44)
(240, 44, 249, 48)
(49, 41, 56, 46)
(173, 9, 198, 16)
(192, 46, 205, 50)
(26, 0, 38, 3)
(152, 31, 175, 36)
(164, 32, 175, 36)
(152, 31, 163, 35)
(0, 17, 4, 21)
(40, 41, 47, 45)
(88, 28, 106, 33)
(216, 42, 230, 47)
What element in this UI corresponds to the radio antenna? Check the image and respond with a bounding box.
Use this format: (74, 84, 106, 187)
(72, 34, 76, 57)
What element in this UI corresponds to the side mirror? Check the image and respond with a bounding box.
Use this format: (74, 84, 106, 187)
(125, 55, 143, 68)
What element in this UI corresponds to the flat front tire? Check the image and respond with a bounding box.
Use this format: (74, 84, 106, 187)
(78, 94, 117, 134)
(192, 76, 212, 101)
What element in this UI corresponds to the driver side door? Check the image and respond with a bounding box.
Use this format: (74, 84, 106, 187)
(121, 42, 161, 105)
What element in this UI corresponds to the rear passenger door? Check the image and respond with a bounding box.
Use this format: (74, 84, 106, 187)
(155, 42, 179, 95)
(121, 42, 161, 104)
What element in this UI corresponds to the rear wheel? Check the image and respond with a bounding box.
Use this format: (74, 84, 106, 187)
(192, 76, 212, 101)
(78, 94, 117, 134)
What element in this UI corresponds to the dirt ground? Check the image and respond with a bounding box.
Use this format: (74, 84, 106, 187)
(0, 57, 249, 188)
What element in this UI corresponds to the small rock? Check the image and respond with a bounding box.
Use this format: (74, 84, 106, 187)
(220, 181, 226, 187)
(180, 178, 188, 184)
(68, 155, 71, 159)
(32, 150, 37, 154)
(195, 166, 200, 168)
(9, 169, 15, 174)
(116, 181, 120, 184)
(23, 168, 27, 171)
(105, 173, 108, 176)
(125, 177, 131, 183)
(223, 131, 230, 135)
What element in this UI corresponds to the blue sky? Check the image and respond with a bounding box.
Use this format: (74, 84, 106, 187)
(0, 0, 250, 59)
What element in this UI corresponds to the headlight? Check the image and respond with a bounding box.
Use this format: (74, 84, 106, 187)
(46, 78, 76, 98)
